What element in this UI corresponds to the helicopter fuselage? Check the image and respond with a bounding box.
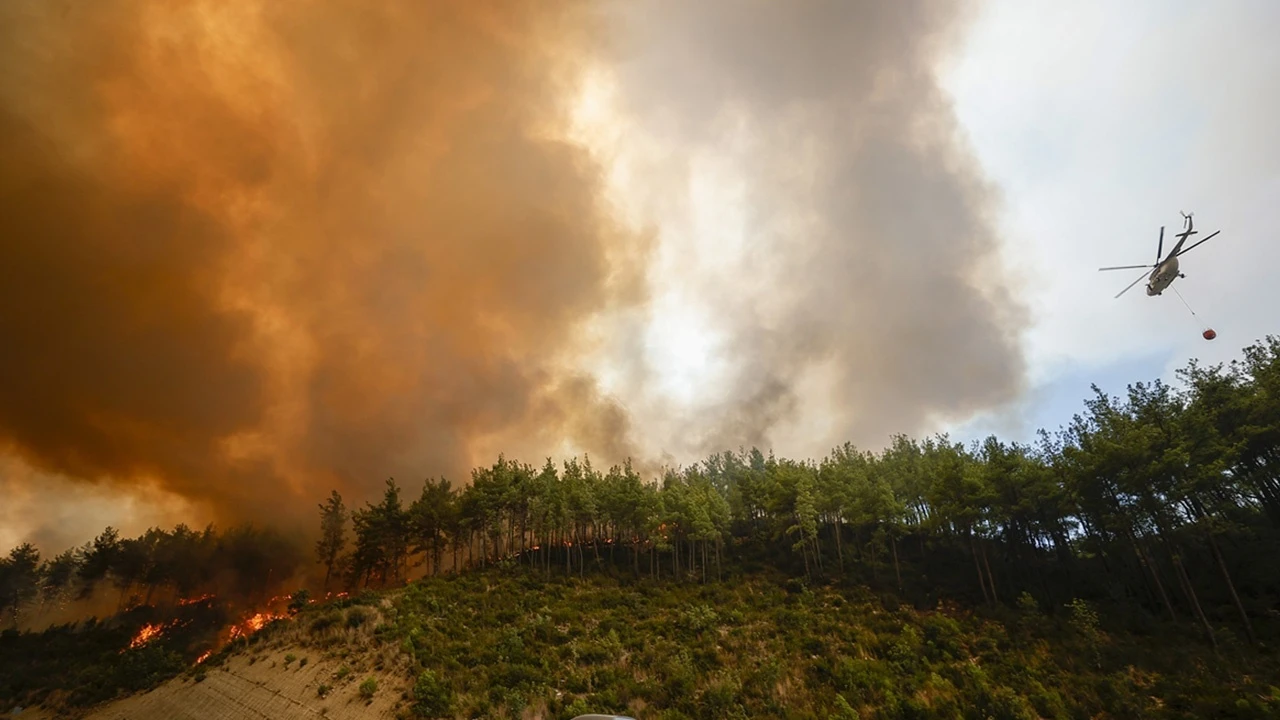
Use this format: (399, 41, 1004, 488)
(1145, 255, 1181, 295)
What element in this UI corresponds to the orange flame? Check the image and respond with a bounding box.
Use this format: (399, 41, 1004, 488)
(227, 610, 286, 642)
(178, 593, 216, 606)
(195, 650, 212, 664)
(129, 622, 167, 649)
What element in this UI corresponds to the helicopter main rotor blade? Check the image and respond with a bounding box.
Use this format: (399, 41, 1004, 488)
(1175, 229, 1220, 257)
(1099, 264, 1154, 271)
(1115, 269, 1149, 299)
(1157, 226, 1164, 262)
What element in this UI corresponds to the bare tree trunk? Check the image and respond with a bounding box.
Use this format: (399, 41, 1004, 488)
(970, 535, 990, 604)
(835, 519, 844, 572)
(1207, 531, 1256, 645)
(1135, 538, 1177, 622)
(891, 535, 903, 593)
(701, 541, 708, 584)
(981, 540, 999, 603)
(1172, 553, 1217, 652)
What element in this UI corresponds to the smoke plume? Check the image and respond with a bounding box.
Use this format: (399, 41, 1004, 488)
(0, 0, 1028, 549)
(0, 0, 645, 538)
(594, 0, 1028, 457)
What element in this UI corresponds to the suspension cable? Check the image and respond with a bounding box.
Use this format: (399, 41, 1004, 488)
(1171, 285, 1211, 334)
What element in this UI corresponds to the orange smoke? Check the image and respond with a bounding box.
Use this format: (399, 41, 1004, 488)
(0, 0, 647, 539)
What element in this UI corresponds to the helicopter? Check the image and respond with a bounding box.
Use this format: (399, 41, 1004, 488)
(1099, 211, 1221, 299)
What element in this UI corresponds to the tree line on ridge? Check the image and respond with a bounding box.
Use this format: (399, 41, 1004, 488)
(3, 336, 1279, 654)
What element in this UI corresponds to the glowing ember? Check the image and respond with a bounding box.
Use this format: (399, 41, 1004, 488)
(195, 650, 212, 664)
(178, 593, 216, 606)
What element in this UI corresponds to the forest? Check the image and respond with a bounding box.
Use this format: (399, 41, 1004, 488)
(0, 336, 1277, 640)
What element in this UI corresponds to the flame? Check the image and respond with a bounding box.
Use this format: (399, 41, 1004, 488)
(190, 608, 287, 666)
(129, 622, 167, 649)
(227, 610, 286, 642)
(179, 593, 216, 606)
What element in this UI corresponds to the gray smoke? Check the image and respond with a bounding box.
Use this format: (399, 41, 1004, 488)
(601, 0, 1028, 456)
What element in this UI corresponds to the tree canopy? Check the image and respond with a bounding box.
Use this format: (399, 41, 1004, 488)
(4, 336, 1280, 652)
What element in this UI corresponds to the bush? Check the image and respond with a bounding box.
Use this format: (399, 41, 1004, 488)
(310, 610, 342, 634)
(317, 683, 331, 697)
(412, 666, 458, 712)
(347, 607, 372, 629)
(359, 676, 378, 699)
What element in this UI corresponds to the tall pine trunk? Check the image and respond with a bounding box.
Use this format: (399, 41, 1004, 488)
(970, 534, 990, 604)
(835, 519, 844, 573)
(1207, 531, 1256, 645)
(1134, 536, 1177, 622)
(981, 540, 999, 603)
(1172, 553, 1217, 652)
(891, 535, 903, 593)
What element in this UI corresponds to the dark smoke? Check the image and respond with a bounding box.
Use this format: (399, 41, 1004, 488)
(601, 0, 1028, 455)
(0, 0, 646, 537)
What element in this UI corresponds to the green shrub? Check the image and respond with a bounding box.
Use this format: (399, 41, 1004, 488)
(359, 676, 378, 699)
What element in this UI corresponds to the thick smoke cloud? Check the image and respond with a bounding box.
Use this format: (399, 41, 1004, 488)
(0, 0, 645, 536)
(599, 0, 1028, 455)
(0, 0, 1029, 550)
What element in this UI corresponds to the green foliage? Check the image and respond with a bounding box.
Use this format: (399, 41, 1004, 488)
(411, 668, 454, 718)
(359, 676, 378, 699)
(372, 569, 1280, 719)
(7, 337, 1280, 718)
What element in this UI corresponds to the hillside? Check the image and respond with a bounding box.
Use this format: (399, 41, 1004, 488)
(7, 567, 1280, 720)
(4, 337, 1280, 718)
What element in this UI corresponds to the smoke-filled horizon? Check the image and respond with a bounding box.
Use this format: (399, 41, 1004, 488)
(0, 0, 1025, 551)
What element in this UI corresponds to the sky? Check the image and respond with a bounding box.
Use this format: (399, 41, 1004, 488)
(942, 0, 1280, 446)
(1, 0, 1277, 552)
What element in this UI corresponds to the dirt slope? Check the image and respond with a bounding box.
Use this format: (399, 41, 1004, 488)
(10, 649, 408, 720)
